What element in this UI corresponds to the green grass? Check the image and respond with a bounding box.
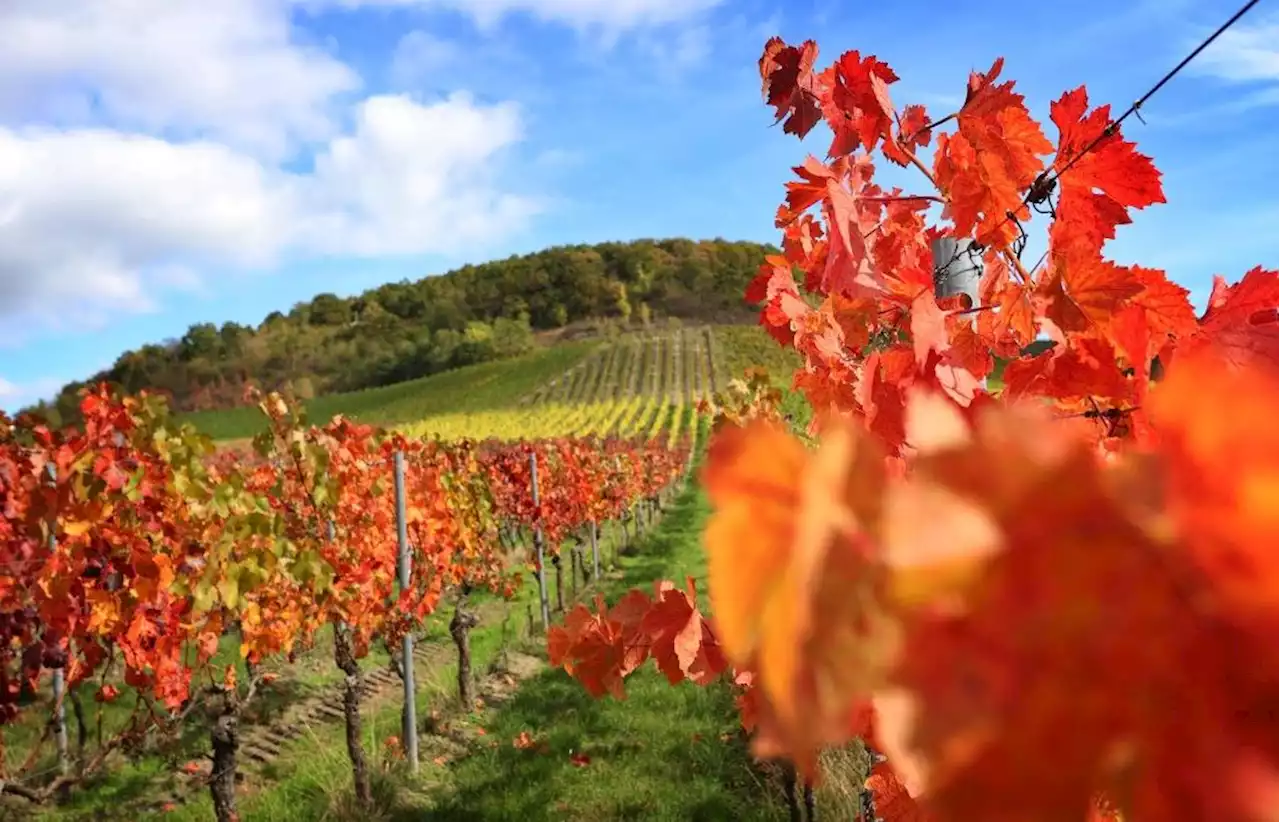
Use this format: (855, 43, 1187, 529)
(180, 340, 599, 441)
(427, 660, 773, 821)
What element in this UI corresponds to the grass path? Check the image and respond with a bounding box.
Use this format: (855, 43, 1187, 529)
(422, 481, 782, 822)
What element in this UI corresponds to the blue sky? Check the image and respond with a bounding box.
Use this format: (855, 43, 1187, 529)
(0, 0, 1276, 412)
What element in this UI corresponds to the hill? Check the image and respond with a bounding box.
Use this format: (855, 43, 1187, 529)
(184, 323, 800, 445)
(183, 338, 600, 441)
(26, 238, 777, 427)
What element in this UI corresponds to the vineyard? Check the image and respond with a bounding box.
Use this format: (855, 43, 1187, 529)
(181, 340, 601, 443)
(180, 324, 761, 449)
(402, 326, 721, 445)
(0, 379, 705, 820)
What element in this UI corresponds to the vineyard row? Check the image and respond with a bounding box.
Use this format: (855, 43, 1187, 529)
(402, 327, 721, 445)
(0, 385, 699, 819)
(522, 325, 720, 407)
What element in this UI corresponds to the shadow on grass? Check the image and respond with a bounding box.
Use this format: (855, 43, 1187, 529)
(21, 677, 314, 821)
(420, 667, 779, 822)
(26, 766, 168, 820)
(171, 677, 315, 754)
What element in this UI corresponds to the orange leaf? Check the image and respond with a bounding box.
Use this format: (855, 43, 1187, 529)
(702, 419, 900, 779)
(881, 392, 1276, 821)
(933, 58, 1053, 250)
(639, 580, 726, 686)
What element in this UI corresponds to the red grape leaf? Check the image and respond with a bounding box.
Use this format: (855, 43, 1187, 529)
(1176, 266, 1278, 371)
(759, 37, 822, 138)
(1047, 86, 1165, 255)
(933, 59, 1053, 250)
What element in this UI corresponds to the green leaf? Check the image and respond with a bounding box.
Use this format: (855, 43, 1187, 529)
(123, 467, 145, 501)
(193, 579, 217, 612)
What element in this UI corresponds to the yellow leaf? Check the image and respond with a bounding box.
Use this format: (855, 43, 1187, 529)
(218, 576, 240, 609)
(61, 519, 94, 538)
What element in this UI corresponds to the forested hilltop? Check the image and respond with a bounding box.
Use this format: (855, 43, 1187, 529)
(27, 238, 774, 426)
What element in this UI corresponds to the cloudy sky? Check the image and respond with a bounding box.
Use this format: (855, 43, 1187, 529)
(0, 0, 1276, 412)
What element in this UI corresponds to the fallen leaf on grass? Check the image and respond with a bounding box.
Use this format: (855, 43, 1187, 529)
(570, 752, 591, 768)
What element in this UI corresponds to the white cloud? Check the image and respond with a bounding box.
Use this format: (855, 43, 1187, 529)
(296, 0, 722, 32)
(0, 128, 293, 332)
(297, 93, 540, 256)
(0, 94, 536, 338)
(1191, 13, 1279, 83)
(635, 23, 711, 78)
(0, 0, 360, 160)
(1153, 11, 1280, 123)
(0, 375, 63, 410)
(0, 1, 544, 343)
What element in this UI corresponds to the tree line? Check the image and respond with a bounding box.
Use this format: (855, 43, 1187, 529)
(25, 238, 775, 427)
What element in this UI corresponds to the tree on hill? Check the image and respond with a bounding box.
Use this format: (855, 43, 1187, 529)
(24, 237, 776, 427)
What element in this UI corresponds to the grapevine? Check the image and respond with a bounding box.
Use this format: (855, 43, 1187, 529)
(0, 385, 691, 817)
(546, 34, 1278, 822)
